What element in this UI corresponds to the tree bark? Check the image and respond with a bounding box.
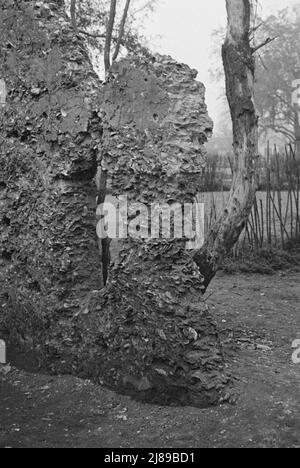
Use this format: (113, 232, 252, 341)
(104, 0, 117, 74)
(193, 0, 259, 290)
(70, 0, 77, 32)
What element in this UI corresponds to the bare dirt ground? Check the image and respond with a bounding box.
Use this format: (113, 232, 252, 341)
(1, 270, 300, 448)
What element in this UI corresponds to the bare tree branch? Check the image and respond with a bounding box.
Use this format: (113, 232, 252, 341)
(264, 124, 295, 141)
(78, 29, 106, 39)
(130, 0, 154, 18)
(274, 91, 297, 115)
(250, 21, 264, 34)
(251, 36, 278, 54)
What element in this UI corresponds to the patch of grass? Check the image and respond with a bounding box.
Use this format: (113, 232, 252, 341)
(222, 243, 300, 275)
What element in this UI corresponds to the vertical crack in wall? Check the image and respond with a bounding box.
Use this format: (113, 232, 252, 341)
(95, 166, 110, 285)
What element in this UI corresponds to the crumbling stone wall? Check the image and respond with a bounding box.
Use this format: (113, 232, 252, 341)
(0, 0, 103, 344)
(0, 0, 232, 406)
(65, 57, 232, 407)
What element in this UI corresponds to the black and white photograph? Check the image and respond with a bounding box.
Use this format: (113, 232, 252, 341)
(0, 0, 300, 450)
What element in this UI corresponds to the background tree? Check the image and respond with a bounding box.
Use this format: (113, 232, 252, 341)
(254, 8, 300, 155)
(210, 5, 300, 155)
(66, 0, 157, 77)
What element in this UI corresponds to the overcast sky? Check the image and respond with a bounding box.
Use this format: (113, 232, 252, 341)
(142, 0, 299, 130)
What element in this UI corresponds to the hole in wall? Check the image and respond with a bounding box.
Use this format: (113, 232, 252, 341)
(2, 216, 11, 226)
(1, 251, 12, 262)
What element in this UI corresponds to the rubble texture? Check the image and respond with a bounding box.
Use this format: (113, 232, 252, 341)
(0, 0, 103, 344)
(0, 0, 231, 406)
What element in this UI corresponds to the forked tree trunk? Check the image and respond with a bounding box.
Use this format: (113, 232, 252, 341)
(194, 0, 259, 289)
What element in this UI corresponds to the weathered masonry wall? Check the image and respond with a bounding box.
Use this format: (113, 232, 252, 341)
(0, 1, 232, 407)
(0, 0, 103, 346)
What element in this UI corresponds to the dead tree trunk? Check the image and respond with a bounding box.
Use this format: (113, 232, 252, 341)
(294, 109, 300, 160)
(193, 0, 259, 290)
(70, 0, 77, 32)
(104, 0, 117, 74)
(112, 0, 131, 63)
